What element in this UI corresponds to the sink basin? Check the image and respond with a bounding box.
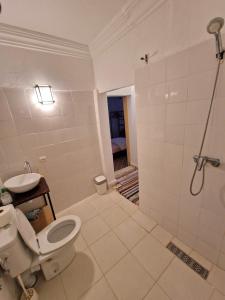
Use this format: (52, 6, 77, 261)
(4, 173, 42, 193)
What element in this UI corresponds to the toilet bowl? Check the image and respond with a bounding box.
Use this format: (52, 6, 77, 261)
(15, 208, 81, 280)
(0, 206, 81, 281)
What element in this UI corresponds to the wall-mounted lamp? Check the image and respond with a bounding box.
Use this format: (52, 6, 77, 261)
(34, 85, 55, 105)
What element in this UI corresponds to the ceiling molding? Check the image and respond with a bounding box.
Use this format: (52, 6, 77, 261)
(0, 23, 91, 60)
(90, 0, 167, 57)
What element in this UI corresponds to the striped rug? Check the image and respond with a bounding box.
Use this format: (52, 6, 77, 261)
(116, 169, 139, 204)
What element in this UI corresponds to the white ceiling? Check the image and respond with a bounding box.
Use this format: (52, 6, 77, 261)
(0, 0, 129, 45)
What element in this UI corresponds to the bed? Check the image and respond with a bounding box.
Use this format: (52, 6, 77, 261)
(111, 137, 127, 154)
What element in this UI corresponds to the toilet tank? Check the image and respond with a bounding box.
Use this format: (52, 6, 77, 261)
(0, 221, 33, 278)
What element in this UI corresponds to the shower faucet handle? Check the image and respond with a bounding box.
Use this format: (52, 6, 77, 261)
(193, 155, 220, 169)
(206, 156, 220, 167)
(193, 155, 206, 171)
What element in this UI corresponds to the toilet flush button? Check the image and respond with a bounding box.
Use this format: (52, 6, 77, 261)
(53, 263, 59, 273)
(39, 156, 47, 162)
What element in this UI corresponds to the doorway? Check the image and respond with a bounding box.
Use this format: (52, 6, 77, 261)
(94, 85, 137, 186)
(107, 96, 128, 172)
(94, 86, 139, 203)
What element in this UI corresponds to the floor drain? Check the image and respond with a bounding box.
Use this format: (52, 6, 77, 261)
(167, 242, 209, 280)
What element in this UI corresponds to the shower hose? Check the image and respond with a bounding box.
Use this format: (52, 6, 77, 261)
(190, 59, 222, 196)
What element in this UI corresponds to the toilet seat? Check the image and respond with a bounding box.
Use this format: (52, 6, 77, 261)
(37, 215, 81, 255)
(15, 209, 81, 255)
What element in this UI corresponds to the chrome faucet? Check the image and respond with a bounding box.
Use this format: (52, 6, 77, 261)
(24, 161, 32, 173)
(193, 155, 220, 171)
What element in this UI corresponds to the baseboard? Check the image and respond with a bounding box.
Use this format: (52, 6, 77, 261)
(108, 179, 117, 187)
(130, 162, 138, 168)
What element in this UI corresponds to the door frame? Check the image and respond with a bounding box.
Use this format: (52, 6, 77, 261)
(94, 86, 137, 186)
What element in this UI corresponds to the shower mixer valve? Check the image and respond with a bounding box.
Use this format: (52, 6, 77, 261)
(193, 155, 220, 171)
(190, 17, 224, 196)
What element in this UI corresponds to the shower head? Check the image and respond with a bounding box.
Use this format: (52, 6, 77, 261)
(207, 17, 225, 60)
(207, 17, 224, 34)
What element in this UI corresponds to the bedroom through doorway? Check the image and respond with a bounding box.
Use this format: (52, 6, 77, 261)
(107, 86, 138, 177)
(107, 96, 128, 172)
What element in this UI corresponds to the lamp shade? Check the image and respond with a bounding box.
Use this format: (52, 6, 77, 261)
(34, 85, 55, 105)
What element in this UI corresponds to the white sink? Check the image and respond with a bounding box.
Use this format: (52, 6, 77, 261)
(4, 173, 42, 193)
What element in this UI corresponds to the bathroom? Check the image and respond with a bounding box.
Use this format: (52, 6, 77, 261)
(0, 0, 225, 299)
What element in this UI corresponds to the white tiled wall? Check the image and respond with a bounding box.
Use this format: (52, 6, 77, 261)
(135, 38, 225, 268)
(0, 88, 102, 212)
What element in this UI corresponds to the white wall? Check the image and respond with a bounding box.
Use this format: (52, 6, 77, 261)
(135, 37, 225, 268)
(0, 44, 94, 90)
(127, 87, 138, 166)
(91, 0, 225, 268)
(0, 44, 102, 212)
(94, 91, 115, 185)
(92, 0, 225, 92)
(0, 39, 101, 300)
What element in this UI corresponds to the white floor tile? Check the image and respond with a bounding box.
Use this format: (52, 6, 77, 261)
(90, 194, 115, 213)
(36, 274, 66, 300)
(67, 200, 98, 223)
(158, 258, 213, 300)
(90, 231, 128, 273)
(109, 190, 125, 204)
(151, 225, 173, 246)
(210, 290, 225, 300)
(132, 235, 174, 280)
(101, 205, 128, 228)
(118, 198, 138, 215)
(106, 253, 154, 300)
(75, 233, 88, 252)
(38, 191, 220, 300)
(61, 248, 103, 300)
(114, 217, 147, 249)
(208, 266, 225, 295)
(79, 277, 117, 300)
(132, 210, 157, 232)
(81, 216, 110, 245)
(144, 284, 170, 300)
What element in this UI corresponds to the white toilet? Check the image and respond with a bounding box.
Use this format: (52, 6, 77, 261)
(0, 205, 81, 281)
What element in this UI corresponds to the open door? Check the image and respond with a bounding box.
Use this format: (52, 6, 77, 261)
(94, 86, 138, 186)
(123, 96, 131, 165)
(107, 96, 128, 172)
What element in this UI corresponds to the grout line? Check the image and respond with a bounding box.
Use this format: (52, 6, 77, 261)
(141, 282, 173, 300)
(83, 230, 159, 299)
(81, 226, 111, 248)
(69, 193, 222, 290)
(208, 288, 216, 300)
(156, 255, 177, 297)
(42, 191, 225, 300)
(76, 230, 121, 299)
(131, 213, 158, 233)
(112, 223, 147, 251)
(103, 274, 120, 300)
(59, 273, 69, 300)
(87, 231, 129, 272)
(85, 228, 155, 294)
(141, 281, 157, 300)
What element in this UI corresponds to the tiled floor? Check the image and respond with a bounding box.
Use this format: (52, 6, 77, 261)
(36, 190, 225, 300)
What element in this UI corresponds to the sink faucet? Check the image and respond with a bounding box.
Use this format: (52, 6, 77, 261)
(24, 161, 32, 173)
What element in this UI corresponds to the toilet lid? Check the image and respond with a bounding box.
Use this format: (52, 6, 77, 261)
(15, 209, 40, 255)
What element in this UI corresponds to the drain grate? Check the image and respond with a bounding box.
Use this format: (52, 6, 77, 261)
(167, 242, 209, 280)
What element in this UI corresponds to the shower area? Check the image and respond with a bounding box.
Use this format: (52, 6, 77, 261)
(136, 18, 225, 269)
